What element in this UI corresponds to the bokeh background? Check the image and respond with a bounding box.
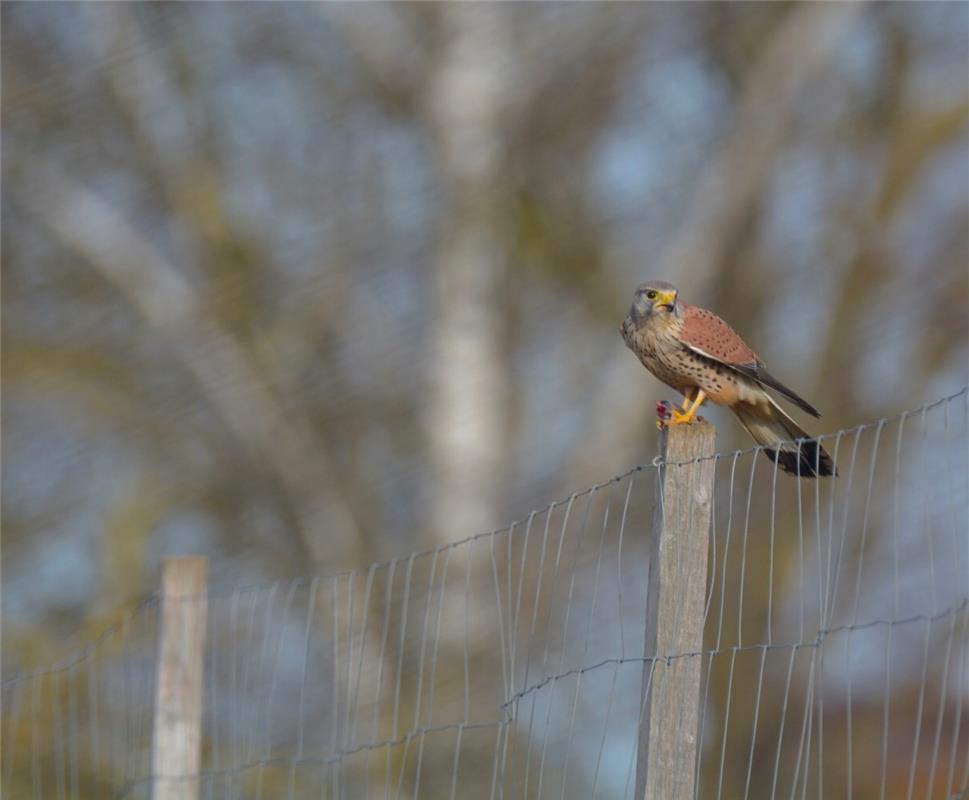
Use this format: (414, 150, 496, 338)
(3, 3, 968, 798)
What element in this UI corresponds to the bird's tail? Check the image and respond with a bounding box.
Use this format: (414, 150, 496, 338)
(732, 399, 836, 478)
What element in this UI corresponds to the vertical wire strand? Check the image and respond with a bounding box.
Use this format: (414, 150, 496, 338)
(227, 585, 243, 800)
(384, 555, 415, 800)
(737, 456, 758, 648)
(878, 620, 893, 800)
(903, 619, 933, 800)
(448, 724, 464, 800)
(392, 729, 413, 800)
(89, 646, 100, 796)
(463, 543, 475, 726)
(796, 442, 806, 644)
(561, 481, 615, 798)
(291, 577, 320, 796)
(105, 612, 123, 796)
(347, 565, 376, 751)
(330, 576, 341, 800)
(509, 515, 536, 702)
(505, 523, 516, 700)
(497, 517, 531, 794)
(488, 719, 510, 800)
(339, 570, 355, 798)
(622, 656, 658, 800)
(425, 547, 452, 730)
(696, 457, 723, 800)
(617, 480, 635, 662)
(545, 486, 597, 794)
(850, 418, 886, 619)
(945, 392, 969, 797)
(53, 669, 65, 800)
(237, 588, 262, 768)
(891, 412, 907, 624)
(3, 679, 25, 793)
(742, 645, 768, 800)
(767, 451, 780, 645)
(716, 453, 740, 652)
(409, 550, 439, 800)
(944, 608, 969, 797)
(715, 649, 737, 800)
(925, 607, 958, 799)
(919, 407, 939, 616)
(68, 660, 79, 800)
(209, 595, 223, 786)
(589, 660, 620, 799)
(519, 501, 559, 797)
(533, 495, 580, 799)
(32, 674, 42, 800)
(520, 500, 558, 707)
(768, 645, 800, 800)
(251, 584, 279, 770)
(368, 560, 397, 799)
(827, 430, 861, 629)
(490, 533, 509, 714)
(792, 655, 817, 800)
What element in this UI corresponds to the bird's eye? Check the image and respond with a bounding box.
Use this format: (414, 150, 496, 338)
(646, 290, 657, 300)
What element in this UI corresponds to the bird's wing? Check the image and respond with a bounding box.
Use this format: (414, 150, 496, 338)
(678, 303, 821, 418)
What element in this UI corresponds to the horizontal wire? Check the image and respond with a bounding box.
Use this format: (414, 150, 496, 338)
(112, 718, 509, 800)
(503, 597, 969, 710)
(1, 596, 158, 689)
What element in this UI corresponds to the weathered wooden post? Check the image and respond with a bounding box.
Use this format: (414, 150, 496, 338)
(636, 421, 716, 799)
(151, 556, 207, 800)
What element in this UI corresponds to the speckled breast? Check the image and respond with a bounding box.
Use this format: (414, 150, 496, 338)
(623, 320, 692, 393)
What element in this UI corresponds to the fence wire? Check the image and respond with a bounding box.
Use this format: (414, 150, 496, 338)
(4, 388, 968, 800)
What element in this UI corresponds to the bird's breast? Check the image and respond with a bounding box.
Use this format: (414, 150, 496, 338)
(625, 324, 688, 389)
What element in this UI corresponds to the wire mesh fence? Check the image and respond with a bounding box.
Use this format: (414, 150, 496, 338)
(4, 387, 968, 799)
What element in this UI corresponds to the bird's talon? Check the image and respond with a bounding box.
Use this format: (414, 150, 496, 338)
(669, 409, 697, 425)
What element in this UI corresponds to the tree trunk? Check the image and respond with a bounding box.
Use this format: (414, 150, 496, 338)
(425, 3, 510, 548)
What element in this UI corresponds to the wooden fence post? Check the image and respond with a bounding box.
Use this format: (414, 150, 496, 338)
(636, 421, 716, 800)
(151, 556, 208, 800)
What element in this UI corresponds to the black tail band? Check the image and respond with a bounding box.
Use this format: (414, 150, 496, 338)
(762, 438, 836, 478)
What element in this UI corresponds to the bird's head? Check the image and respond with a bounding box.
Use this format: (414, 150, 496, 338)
(627, 280, 679, 324)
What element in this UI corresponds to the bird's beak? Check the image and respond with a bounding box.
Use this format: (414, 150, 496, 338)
(655, 290, 676, 312)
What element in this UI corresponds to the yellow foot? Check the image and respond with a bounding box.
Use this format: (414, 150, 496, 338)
(669, 408, 698, 425)
(667, 389, 707, 425)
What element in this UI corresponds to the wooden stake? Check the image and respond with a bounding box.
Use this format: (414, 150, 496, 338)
(151, 557, 207, 800)
(636, 421, 716, 800)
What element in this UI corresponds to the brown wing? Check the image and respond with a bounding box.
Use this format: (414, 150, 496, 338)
(678, 302, 821, 418)
(678, 303, 760, 365)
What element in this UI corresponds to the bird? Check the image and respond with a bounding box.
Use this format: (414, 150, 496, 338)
(620, 280, 835, 477)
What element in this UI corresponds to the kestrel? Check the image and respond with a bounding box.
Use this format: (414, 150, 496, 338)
(621, 280, 835, 477)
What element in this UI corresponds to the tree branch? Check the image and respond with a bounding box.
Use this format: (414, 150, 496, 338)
(17, 164, 363, 568)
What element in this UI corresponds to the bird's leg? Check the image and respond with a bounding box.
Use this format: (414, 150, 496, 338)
(670, 389, 707, 425)
(679, 387, 697, 411)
